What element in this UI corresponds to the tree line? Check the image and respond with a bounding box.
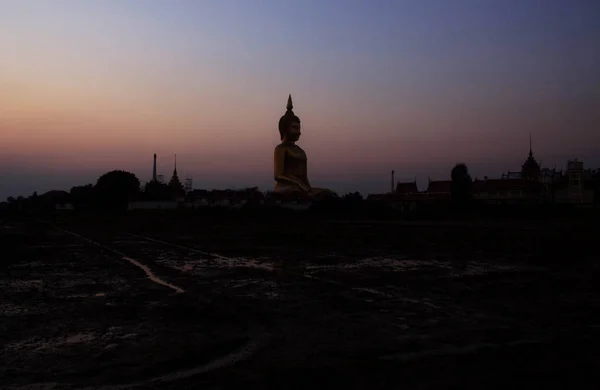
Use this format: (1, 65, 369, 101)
(3, 170, 175, 212)
(3, 164, 598, 214)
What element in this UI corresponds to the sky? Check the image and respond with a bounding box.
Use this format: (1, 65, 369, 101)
(1, 0, 599, 199)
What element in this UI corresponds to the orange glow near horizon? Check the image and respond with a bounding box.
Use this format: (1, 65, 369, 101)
(1, 1, 599, 198)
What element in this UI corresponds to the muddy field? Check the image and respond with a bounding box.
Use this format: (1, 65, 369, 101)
(2, 214, 600, 389)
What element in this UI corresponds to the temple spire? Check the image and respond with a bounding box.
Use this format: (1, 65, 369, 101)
(522, 132, 540, 180)
(529, 132, 533, 156)
(168, 153, 184, 198)
(286, 94, 293, 111)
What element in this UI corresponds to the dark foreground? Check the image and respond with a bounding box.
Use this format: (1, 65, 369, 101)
(1, 213, 600, 389)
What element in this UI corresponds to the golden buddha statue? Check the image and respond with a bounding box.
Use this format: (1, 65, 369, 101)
(274, 95, 336, 199)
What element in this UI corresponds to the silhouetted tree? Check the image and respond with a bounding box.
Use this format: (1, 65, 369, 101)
(38, 190, 70, 211)
(451, 163, 473, 206)
(168, 177, 185, 199)
(143, 181, 172, 201)
(29, 191, 40, 212)
(70, 184, 94, 209)
(94, 170, 140, 210)
(342, 192, 363, 202)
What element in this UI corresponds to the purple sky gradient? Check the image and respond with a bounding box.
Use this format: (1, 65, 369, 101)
(1, 0, 599, 199)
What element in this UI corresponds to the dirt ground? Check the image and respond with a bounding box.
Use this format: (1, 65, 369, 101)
(1, 214, 600, 389)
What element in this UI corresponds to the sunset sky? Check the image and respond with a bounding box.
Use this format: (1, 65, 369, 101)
(1, 0, 599, 199)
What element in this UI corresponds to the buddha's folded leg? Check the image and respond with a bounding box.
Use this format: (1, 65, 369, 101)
(309, 188, 337, 199)
(274, 182, 303, 193)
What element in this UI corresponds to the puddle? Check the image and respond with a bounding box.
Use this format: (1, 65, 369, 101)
(306, 257, 443, 272)
(0, 280, 44, 292)
(163, 256, 278, 274)
(234, 258, 276, 272)
(6, 333, 97, 352)
(26, 244, 85, 249)
(402, 297, 442, 309)
(173, 263, 195, 272)
(64, 334, 96, 345)
(8, 261, 44, 268)
(230, 279, 261, 289)
(64, 292, 106, 299)
(0, 303, 34, 316)
(353, 287, 390, 296)
(58, 279, 99, 289)
(307, 256, 532, 277)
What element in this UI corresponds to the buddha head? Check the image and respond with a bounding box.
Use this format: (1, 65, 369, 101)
(278, 94, 301, 142)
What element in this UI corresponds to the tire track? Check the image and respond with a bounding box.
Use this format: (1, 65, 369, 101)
(26, 222, 272, 388)
(53, 224, 185, 294)
(123, 232, 234, 261)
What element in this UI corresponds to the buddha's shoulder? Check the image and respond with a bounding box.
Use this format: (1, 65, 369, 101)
(274, 143, 304, 152)
(274, 143, 288, 152)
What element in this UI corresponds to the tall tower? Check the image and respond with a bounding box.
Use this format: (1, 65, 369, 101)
(152, 154, 157, 182)
(391, 170, 395, 193)
(184, 177, 193, 193)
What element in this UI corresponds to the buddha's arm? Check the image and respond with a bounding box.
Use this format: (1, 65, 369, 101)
(304, 163, 311, 188)
(274, 146, 309, 191)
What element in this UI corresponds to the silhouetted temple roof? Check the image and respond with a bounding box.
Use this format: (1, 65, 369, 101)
(40, 190, 69, 198)
(395, 181, 418, 194)
(521, 135, 541, 179)
(424, 181, 452, 193)
(522, 153, 541, 179)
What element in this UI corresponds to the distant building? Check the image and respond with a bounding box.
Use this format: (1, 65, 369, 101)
(423, 179, 452, 197)
(502, 134, 541, 181)
(367, 133, 598, 208)
(498, 140, 595, 204)
(552, 160, 595, 204)
(55, 203, 74, 211)
(184, 177, 193, 193)
(186, 188, 265, 208)
(395, 180, 418, 195)
(128, 201, 178, 210)
(472, 178, 541, 204)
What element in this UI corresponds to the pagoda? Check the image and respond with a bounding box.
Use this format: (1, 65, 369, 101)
(521, 133, 541, 180)
(168, 154, 185, 199)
